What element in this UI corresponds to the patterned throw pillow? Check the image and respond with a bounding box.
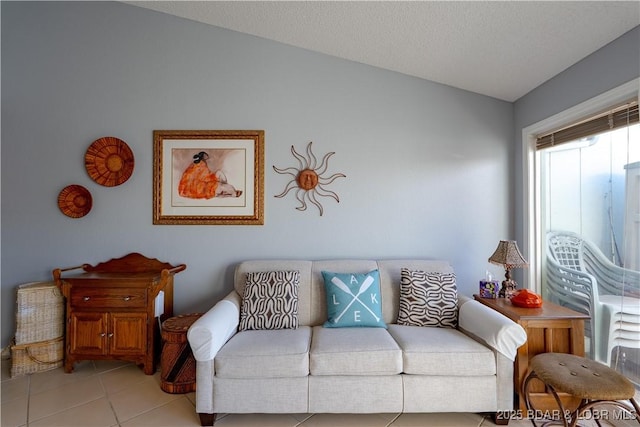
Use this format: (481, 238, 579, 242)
(397, 269, 458, 328)
(322, 270, 386, 328)
(239, 270, 300, 331)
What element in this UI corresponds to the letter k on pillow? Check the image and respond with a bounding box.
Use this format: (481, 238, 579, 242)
(322, 270, 387, 328)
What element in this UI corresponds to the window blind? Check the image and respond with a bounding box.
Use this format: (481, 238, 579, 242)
(536, 101, 638, 150)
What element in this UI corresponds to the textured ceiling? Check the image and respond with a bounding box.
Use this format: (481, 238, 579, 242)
(123, 1, 640, 102)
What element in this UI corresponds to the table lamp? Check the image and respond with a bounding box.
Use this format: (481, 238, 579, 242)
(488, 240, 529, 298)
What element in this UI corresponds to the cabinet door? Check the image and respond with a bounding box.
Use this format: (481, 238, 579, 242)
(69, 312, 107, 355)
(109, 312, 147, 355)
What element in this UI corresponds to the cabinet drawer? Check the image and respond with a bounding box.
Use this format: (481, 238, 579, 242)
(70, 288, 147, 308)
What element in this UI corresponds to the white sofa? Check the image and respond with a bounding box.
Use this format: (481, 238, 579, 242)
(187, 259, 527, 426)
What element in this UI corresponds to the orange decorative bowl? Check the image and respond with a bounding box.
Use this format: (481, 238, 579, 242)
(85, 136, 134, 187)
(58, 185, 92, 218)
(510, 289, 543, 308)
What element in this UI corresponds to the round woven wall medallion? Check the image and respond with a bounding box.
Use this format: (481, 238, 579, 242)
(58, 185, 92, 218)
(85, 136, 134, 187)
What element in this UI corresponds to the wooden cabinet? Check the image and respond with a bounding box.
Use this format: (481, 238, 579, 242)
(68, 311, 147, 356)
(474, 295, 589, 412)
(54, 253, 186, 374)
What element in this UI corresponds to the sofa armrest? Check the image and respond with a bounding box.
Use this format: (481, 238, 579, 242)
(187, 291, 241, 362)
(458, 298, 527, 361)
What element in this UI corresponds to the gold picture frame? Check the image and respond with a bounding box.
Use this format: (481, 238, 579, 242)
(153, 130, 264, 225)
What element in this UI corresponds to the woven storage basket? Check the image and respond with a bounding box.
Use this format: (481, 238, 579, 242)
(10, 336, 64, 377)
(15, 282, 64, 345)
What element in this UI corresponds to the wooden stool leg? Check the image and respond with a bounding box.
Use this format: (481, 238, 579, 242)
(570, 399, 590, 427)
(522, 372, 536, 427)
(572, 399, 640, 426)
(522, 372, 545, 427)
(630, 398, 640, 424)
(522, 371, 571, 427)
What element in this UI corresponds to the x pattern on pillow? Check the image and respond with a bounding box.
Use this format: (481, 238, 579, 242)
(239, 270, 300, 331)
(397, 269, 458, 328)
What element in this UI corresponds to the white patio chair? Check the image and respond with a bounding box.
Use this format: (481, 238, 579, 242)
(545, 255, 598, 359)
(546, 231, 640, 366)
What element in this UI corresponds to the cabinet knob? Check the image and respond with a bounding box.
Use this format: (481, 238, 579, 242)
(108, 333, 114, 338)
(83, 296, 90, 301)
(123, 296, 131, 301)
(100, 333, 106, 337)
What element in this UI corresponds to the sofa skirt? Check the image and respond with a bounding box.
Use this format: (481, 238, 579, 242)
(309, 376, 403, 413)
(212, 377, 308, 413)
(403, 375, 497, 412)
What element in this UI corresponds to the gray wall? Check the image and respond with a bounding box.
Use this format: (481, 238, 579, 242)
(1, 1, 515, 348)
(513, 26, 640, 248)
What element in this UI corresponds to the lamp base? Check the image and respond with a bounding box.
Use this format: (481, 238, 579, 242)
(498, 279, 518, 298)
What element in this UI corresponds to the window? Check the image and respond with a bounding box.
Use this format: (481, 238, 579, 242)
(538, 103, 638, 265)
(523, 80, 639, 385)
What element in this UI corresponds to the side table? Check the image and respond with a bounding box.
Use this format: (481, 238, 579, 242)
(160, 313, 202, 394)
(53, 253, 186, 375)
(473, 295, 590, 413)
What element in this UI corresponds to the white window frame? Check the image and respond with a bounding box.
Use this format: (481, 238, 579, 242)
(521, 78, 639, 293)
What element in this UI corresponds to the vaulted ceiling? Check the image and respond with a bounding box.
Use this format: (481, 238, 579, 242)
(123, 1, 640, 102)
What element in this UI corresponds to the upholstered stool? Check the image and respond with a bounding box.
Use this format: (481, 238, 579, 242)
(523, 353, 640, 427)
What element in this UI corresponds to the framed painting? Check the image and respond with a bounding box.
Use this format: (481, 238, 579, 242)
(153, 130, 264, 225)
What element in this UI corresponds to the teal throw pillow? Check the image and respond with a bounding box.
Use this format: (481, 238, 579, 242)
(322, 270, 386, 328)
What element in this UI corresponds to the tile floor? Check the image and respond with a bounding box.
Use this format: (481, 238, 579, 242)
(1, 356, 637, 427)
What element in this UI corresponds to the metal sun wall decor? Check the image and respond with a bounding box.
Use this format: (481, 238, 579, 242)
(273, 142, 346, 216)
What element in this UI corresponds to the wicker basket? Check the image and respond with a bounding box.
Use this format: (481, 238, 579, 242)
(15, 282, 64, 345)
(10, 336, 64, 377)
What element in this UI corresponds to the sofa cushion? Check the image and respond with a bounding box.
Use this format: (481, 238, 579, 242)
(397, 269, 458, 328)
(310, 326, 402, 375)
(239, 270, 300, 331)
(215, 326, 311, 378)
(322, 270, 386, 328)
(387, 324, 496, 376)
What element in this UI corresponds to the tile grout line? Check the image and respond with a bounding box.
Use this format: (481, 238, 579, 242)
(25, 372, 31, 427)
(296, 413, 314, 426)
(105, 369, 185, 426)
(386, 412, 401, 426)
(26, 380, 107, 424)
(95, 362, 124, 427)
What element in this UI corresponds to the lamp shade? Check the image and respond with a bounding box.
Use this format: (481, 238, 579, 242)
(488, 240, 529, 269)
